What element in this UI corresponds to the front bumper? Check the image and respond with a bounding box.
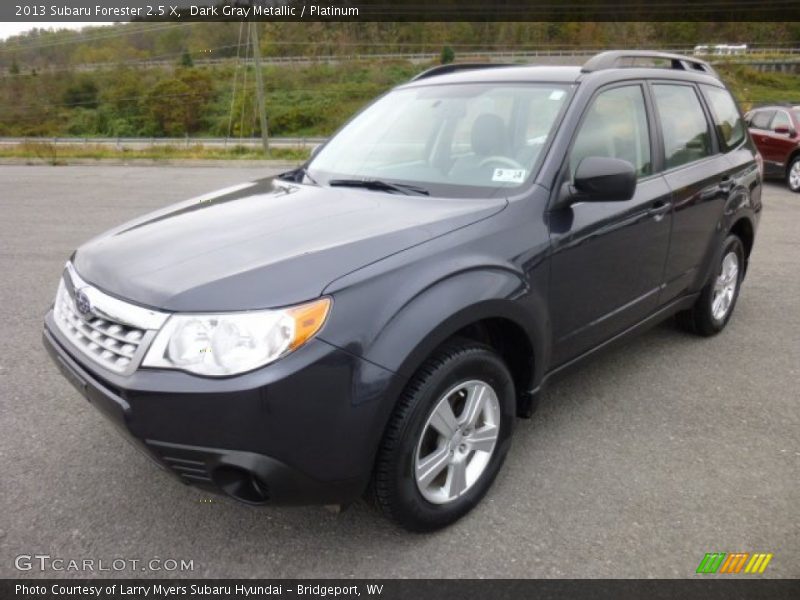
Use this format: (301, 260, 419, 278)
(43, 311, 399, 506)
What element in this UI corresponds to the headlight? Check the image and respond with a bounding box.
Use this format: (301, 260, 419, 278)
(142, 298, 331, 376)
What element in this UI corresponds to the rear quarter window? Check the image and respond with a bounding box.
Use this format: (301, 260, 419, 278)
(702, 85, 745, 151)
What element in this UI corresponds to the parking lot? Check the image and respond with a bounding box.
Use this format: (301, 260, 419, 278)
(0, 165, 797, 578)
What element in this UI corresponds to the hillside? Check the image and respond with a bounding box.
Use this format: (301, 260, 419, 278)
(2, 22, 798, 72)
(1, 22, 798, 139)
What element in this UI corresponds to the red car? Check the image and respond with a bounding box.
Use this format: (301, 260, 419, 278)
(746, 105, 800, 192)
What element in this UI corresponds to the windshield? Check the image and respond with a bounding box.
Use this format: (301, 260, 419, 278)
(306, 83, 573, 197)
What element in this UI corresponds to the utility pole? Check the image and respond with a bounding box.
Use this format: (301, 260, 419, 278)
(250, 22, 270, 154)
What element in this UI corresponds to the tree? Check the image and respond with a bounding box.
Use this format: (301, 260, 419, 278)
(180, 50, 194, 68)
(9, 59, 20, 75)
(145, 78, 192, 136)
(144, 69, 214, 135)
(440, 45, 455, 64)
(63, 78, 99, 109)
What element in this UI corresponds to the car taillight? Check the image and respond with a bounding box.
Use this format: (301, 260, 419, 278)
(755, 152, 764, 179)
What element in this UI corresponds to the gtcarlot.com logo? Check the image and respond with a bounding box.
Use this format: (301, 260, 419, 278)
(15, 554, 194, 573)
(696, 552, 773, 574)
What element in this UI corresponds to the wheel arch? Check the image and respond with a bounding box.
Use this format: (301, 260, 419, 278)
(363, 268, 548, 419)
(786, 148, 800, 173)
(786, 148, 800, 188)
(729, 215, 755, 275)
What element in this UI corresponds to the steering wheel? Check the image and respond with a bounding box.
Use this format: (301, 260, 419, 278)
(478, 155, 525, 170)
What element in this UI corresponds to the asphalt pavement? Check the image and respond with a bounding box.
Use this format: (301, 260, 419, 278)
(0, 166, 797, 578)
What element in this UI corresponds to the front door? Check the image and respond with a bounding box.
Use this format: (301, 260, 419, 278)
(548, 83, 672, 365)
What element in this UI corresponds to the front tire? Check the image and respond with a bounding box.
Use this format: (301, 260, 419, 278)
(372, 339, 515, 531)
(677, 234, 745, 336)
(788, 156, 800, 193)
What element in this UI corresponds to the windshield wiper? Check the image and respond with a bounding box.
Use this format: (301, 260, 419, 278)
(280, 166, 318, 185)
(328, 178, 429, 196)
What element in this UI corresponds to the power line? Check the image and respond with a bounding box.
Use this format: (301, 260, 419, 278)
(0, 23, 191, 53)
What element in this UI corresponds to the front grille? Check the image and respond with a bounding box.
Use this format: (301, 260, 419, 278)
(54, 282, 143, 373)
(51, 263, 168, 375)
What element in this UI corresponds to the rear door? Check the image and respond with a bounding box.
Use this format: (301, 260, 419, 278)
(653, 82, 737, 302)
(548, 83, 672, 365)
(747, 109, 780, 176)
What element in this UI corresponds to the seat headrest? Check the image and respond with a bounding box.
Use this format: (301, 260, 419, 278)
(471, 114, 507, 157)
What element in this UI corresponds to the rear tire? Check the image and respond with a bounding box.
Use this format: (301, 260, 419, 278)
(788, 156, 800, 193)
(371, 339, 515, 532)
(676, 234, 745, 336)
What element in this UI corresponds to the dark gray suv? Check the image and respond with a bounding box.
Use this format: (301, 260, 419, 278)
(44, 51, 761, 531)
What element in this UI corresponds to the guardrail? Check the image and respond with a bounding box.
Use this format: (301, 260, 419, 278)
(28, 47, 800, 72)
(0, 136, 327, 148)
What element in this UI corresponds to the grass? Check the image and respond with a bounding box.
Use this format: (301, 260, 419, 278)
(716, 64, 800, 110)
(0, 142, 311, 164)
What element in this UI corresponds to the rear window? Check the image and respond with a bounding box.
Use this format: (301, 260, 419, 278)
(702, 85, 745, 150)
(750, 110, 775, 130)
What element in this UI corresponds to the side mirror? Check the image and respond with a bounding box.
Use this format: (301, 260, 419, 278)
(571, 157, 637, 202)
(774, 125, 796, 137)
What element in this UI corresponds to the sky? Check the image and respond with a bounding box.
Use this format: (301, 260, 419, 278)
(0, 22, 111, 40)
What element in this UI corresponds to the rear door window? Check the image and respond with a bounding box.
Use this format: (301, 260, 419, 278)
(750, 110, 775, 130)
(701, 85, 745, 150)
(771, 110, 792, 132)
(652, 84, 712, 170)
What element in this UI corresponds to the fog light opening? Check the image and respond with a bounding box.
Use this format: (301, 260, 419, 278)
(212, 466, 270, 504)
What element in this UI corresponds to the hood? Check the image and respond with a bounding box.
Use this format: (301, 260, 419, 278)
(73, 177, 506, 311)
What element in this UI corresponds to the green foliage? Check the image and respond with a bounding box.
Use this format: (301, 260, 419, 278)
(716, 63, 800, 111)
(142, 68, 215, 135)
(63, 78, 99, 109)
(441, 46, 455, 64)
(145, 78, 193, 136)
(0, 58, 414, 137)
(1, 22, 798, 141)
(180, 50, 194, 68)
(1, 22, 795, 74)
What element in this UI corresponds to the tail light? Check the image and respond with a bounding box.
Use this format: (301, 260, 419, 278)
(755, 152, 764, 179)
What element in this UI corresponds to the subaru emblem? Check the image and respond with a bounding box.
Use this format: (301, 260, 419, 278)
(75, 289, 92, 316)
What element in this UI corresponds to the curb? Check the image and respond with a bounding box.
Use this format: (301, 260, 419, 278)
(0, 158, 303, 168)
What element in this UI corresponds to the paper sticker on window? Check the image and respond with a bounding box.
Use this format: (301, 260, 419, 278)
(549, 90, 566, 101)
(492, 168, 526, 184)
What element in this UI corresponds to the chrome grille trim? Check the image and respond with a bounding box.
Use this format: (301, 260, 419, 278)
(65, 262, 168, 330)
(52, 263, 169, 376)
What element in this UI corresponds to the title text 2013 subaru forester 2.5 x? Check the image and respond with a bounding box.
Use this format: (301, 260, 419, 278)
(44, 51, 761, 531)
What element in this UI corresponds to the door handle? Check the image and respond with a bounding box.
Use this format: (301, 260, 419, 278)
(651, 199, 670, 221)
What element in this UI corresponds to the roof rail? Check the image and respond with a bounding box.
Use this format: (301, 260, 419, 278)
(581, 51, 718, 78)
(411, 63, 515, 81)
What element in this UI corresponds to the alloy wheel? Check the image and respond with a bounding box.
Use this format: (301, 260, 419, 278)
(414, 379, 501, 504)
(711, 251, 739, 321)
(790, 160, 800, 191)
